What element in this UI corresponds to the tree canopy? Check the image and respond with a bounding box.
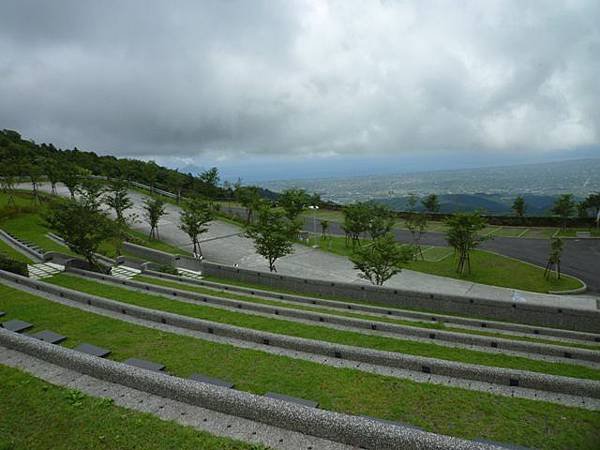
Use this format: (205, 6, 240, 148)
(245, 207, 301, 272)
(350, 233, 412, 286)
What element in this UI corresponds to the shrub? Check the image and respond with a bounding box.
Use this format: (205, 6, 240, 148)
(0, 253, 29, 276)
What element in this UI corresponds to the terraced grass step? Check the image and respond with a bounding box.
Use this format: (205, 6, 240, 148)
(135, 273, 600, 352)
(196, 272, 600, 344)
(46, 273, 600, 381)
(90, 271, 600, 365)
(1, 283, 598, 450)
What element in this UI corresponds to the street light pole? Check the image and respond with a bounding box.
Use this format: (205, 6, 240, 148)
(308, 205, 319, 247)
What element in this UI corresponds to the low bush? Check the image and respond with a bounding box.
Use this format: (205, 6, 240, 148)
(0, 252, 29, 276)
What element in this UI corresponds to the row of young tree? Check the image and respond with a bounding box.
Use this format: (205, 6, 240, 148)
(240, 190, 576, 287)
(40, 177, 217, 270)
(31, 177, 571, 287)
(512, 193, 600, 227)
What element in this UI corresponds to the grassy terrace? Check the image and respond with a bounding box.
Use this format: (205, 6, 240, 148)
(0, 191, 187, 259)
(47, 274, 599, 380)
(135, 274, 600, 351)
(302, 235, 583, 293)
(0, 365, 260, 450)
(1, 284, 599, 449)
(0, 238, 33, 264)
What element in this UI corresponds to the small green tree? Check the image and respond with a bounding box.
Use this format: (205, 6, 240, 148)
(445, 212, 488, 275)
(405, 211, 427, 260)
(46, 160, 61, 195)
(366, 204, 395, 240)
(350, 233, 413, 286)
(584, 192, 600, 218)
(342, 202, 371, 247)
(77, 178, 105, 209)
(544, 237, 564, 280)
(199, 167, 220, 198)
(25, 162, 43, 204)
(320, 219, 329, 239)
(422, 194, 440, 213)
(407, 193, 418, 211)
(143, 161, 160, 192)
(143, 197, 167, 240)
(279, 188, 311, 221)
(0, 167, 17, 207)
(104, 179, 135, 256)
(235, 185, 263, 224)
(45, 198, 114, 270)
(179, 197, 215, 257)
(165, 170, 186, 204)
(577, 201, 589, 218)
(551, 194, 576, 230)
(245, 207, 300, 272)
(60, 164, 83, 199)
(512, 195, 526, 220)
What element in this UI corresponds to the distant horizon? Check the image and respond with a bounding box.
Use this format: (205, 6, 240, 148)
(249, 155, 600, 185)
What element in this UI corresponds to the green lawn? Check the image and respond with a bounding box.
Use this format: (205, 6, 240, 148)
(556, 228, 600, 238)
(0, 364, 261, 450)
(1, 284, 598, 449)
(0, 238, 33, 264)
(0, 191, 188, 260)
(304, 235, 583, 293)
(46, 274, 599, 380)
(1, 213, 76, 255)
(421, 246, 453, 262)
(135, 274, 600, 351)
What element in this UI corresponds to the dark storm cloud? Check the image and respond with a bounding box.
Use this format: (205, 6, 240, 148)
(0, 0, 598, 163)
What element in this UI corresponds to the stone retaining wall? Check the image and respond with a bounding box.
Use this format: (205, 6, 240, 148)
(199, 262, 600, 334)
(121, 241, 600, 333)
(143, 269, 600, 344)
(76, 268, 600, 363)
(1, 269, 598, 400)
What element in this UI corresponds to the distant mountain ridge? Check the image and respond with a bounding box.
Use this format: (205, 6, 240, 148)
(372, 193, 568, 215)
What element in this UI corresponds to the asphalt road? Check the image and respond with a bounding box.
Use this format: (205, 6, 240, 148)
(226, 206, 600, 292)
(319, 220, 600, 293)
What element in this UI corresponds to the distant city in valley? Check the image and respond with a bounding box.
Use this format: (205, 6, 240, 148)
(258, 158, 600, 214)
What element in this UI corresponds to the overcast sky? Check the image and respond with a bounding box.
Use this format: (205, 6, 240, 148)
(1, 0, 599, 180)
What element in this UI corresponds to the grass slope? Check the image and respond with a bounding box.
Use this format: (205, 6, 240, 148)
(0, 238, 33, 264)
(0, 191, 187, 259)
(46, 274, 600, 380)
(1, 284, 599, 449)
(0, 365, 261, 450)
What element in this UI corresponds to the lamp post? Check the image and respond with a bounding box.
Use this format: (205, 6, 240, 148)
(308, 205, 319, 247)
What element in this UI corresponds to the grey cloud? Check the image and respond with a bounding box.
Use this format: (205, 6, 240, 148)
(0, 0, 598, 162)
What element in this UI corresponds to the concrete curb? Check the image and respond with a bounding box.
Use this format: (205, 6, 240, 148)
(121, 242, 600, 334)
(75, 268, 600, 363)
(549, 284, 589, 295)
(0, 329, 497, 450)
(0, 228, 43, 262)
(2, 270, 599, 400)
(142, 269, 600, 344)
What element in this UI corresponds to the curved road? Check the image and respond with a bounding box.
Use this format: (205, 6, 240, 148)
(319, 220, 600, 293)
